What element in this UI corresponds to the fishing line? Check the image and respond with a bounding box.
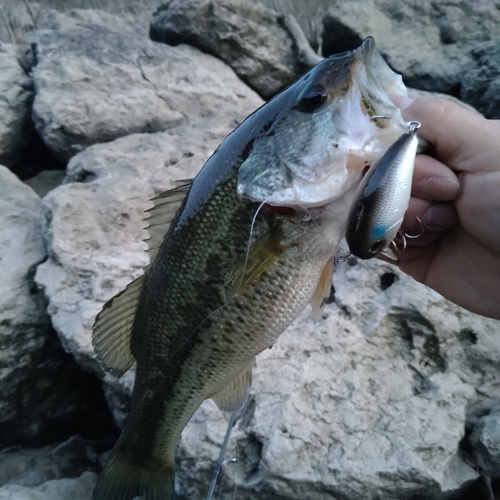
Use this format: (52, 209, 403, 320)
(233, 197, 271, 296)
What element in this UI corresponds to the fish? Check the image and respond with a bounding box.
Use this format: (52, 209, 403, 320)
(92, 36, 409, 500)
(345, 121, 420, 259)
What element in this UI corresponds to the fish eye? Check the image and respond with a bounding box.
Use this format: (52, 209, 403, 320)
(298, 84, 328, 113)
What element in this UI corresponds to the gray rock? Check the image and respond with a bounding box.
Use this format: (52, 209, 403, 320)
(461, 42, 500, 119)
(0, 165, 116, 446)
(467, 402, 500, 478)
(0, 436, 97, 488)
(24, 9, 262, 161)
(0, 42, 33, 170)
(150, 0, 307, 99)
(0, 472, 96, 500)
(173, 253, 500, 500)
(322, 0, 500, 112)
(0, 428, 120, 500)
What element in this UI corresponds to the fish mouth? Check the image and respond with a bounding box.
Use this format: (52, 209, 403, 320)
(236, 37, 409, 211)
(352, 37, 407, 128)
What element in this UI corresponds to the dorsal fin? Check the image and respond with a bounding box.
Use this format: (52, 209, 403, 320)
(92, 180, 193, 377)
(210, 360, 254, 413)
(143, 179, 193, 271)
(310, 255, 334, 321)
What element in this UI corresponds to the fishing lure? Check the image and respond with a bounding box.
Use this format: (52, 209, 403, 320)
(346, 121, 421, 260)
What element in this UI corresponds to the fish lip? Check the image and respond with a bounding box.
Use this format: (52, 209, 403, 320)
(359, 36, 376, 63)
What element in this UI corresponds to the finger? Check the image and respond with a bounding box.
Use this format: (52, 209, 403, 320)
(393, 96, 500, 173)
(404, 197, 458, 232)
(412, 154, 461, 201)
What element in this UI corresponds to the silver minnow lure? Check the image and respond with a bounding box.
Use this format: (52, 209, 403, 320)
(346, 120, 421, 259)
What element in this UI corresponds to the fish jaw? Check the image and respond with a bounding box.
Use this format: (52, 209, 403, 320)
(237, 37, 410, 210)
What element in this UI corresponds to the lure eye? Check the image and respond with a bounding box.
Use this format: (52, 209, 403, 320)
(298, 85, 328, 113)
(368, 239, 385, 257)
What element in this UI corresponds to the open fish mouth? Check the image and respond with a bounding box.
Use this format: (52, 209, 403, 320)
(354, 37, 407, 130)
(236, 37, 410, 210)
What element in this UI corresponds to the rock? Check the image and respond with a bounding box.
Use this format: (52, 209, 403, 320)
(0, 165, 118, 446)
(24, 9, 262, 162)
(466, 402, 500, 478)
(150, 0, 307, 99)
(0, 42, 34, 171)
(0, 436, 97, 488)
(172, 252, 500, 500)
(24, 170, 66, 198)
(321, 0, 500, 114)
(0, 472, 96, 500)
(461, 42, 500, 119)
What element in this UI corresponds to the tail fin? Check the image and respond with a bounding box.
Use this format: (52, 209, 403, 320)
(93, 451, 175, 500)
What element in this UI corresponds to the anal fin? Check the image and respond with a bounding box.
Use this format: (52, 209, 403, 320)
(210, 360, 254, 413)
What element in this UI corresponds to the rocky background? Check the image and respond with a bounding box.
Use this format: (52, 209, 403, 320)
(0, 1, 500, 499)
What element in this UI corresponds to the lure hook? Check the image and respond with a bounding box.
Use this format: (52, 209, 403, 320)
(404, 217, 425, 239)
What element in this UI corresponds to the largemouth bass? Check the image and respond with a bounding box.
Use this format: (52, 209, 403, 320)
(92, 37, 409, 500)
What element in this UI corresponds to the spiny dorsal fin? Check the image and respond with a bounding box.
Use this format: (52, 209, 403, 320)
(92, 180, 193, 377)
(92, 275, 144, 377)
(227, 228, 288, 297)
(210, 360, 254, 413)
(143, 179, 193, 271)
(310, 255, 334, 321)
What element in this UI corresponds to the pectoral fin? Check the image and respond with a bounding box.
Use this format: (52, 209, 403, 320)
(210, 360, 254, 413)
(310, 256, 334, 320)
(227, 227, 288, 296)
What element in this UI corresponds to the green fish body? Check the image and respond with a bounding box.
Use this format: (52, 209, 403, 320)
(93, 38, 409, 500)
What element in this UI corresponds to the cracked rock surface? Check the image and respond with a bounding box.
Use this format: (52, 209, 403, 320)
(24, 9, 262, 161)
(150, 0, 308, 99)
(0, 42, 33, 171)
(322, 0, 500, 115)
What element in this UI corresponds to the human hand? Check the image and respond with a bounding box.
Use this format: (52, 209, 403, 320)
(392, 97, 500, 320)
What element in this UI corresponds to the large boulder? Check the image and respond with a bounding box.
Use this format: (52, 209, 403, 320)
(0, 43, 33, 171)
(461, 41, 500, 119)
(24, 9, 262, 162)
(173, 254, 500, 500)
(321, 0, 500, 116)
(0, 165, 117, 447)
(150, 0, 308, 99)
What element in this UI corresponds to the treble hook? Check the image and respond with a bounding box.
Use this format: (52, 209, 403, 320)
(403, 217, 425, 239)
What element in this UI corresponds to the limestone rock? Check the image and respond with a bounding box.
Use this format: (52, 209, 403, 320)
(461, 42, 500, 119)
(0, 472, 95, 500)
(0, 42, 33, 170)
(150, 0, 307, 99)
(0, 166, 116, 446)
(322, 0, 500, 113)
(24, 9, 262, 161)
(175, 255, 500, 499)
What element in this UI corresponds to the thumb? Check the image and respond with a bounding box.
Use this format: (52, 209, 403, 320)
(393, 96, 500, 173)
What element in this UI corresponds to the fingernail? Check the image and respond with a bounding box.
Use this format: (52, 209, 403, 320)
(419, 176, 461, 200)
(421, 204, 458, 228)
(391, 95, 416, 110)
